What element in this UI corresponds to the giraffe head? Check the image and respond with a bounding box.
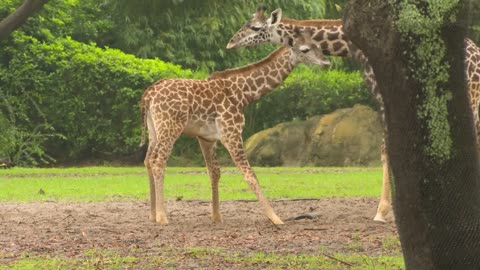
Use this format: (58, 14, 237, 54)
(226, 7, 283, 49)
(287, 28, 330, 68)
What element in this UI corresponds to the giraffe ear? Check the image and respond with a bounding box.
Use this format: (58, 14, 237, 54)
(254, 5, 268, 19)
(283, 37, 294, 47)
(267, 9, 282, 27)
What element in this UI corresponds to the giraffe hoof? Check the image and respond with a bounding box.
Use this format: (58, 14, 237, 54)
(212, 214, 223, 223)
(373, 213, 387, 223)
(374, 201, 391, 223)
(270, 216, 284, 225)
(156, 216, 169, 225)
(149, 213, 156, 222)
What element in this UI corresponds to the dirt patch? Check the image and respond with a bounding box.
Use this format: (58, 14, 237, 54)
(0, 198, 398, 266)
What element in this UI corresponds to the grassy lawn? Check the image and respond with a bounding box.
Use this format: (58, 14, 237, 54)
(0, 166, 382, 202)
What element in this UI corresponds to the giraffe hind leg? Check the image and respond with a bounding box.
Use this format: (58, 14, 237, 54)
(145, 152, 156, 222)
(149, 134, 183, 225)
(146, 112, 186, 225)
(145, 110, 157, 222)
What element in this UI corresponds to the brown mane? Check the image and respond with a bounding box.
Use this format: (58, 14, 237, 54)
(208, 46, 289, 80)
(280, 18, 343, 27)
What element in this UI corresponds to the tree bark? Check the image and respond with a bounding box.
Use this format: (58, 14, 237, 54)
(0, 0, 49, 41)
(344, 1, 480, 269)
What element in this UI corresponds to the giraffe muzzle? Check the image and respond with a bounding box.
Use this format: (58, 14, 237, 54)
(226, 42, 237, 49)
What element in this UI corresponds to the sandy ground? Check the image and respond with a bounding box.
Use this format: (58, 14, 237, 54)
(0, 198, 398, 267)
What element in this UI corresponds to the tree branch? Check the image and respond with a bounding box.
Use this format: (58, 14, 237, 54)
(0, 0, 49, 41)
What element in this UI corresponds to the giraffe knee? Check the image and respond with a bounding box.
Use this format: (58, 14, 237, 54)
(144, 156, 150, 168)
(211, 167, 220, 180)
(144, 148, 155, 168)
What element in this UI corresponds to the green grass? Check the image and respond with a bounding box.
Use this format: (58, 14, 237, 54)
(0, 250, 138, 270)
(0, 166, 382, 202)
(0, 248, 404, 270)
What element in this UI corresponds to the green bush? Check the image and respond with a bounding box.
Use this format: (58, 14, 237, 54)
(0, 33, 199, 163)
(0, 92, 61, 166)
(0, 109, 14, 159)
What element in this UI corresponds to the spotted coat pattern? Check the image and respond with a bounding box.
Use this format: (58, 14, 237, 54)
(140, 43, 327, 225)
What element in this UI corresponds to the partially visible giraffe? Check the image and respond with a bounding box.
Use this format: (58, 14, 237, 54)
(466, 38, 480, 141)
(226, 7, 480, 222)
(140, 33, 330, 225)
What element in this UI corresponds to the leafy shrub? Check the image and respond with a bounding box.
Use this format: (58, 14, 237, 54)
(0, 94, 60, 166)
(0, 108, 14, 160)
(0, 33, 199, 163)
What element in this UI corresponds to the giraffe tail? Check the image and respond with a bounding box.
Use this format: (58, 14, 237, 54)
(140, 103, 147, 147)
(137, 100, 148, 162)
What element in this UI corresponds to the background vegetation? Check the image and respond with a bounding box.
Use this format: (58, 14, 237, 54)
(0, 0, 478, 166)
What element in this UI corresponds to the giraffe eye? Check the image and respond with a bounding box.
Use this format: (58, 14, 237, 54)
(250, 26, 262, 31)
(300, 48, 311, 53)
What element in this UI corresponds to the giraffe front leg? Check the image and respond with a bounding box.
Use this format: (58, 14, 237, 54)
(220, 132, 283, 225)
(198, 137, 222, 223)
(374, 142, 392, 222)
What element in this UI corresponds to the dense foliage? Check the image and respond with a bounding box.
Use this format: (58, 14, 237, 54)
(0, 32, 197, 164)
(101, 0, 328, 71)
(1, 0, 477, 166)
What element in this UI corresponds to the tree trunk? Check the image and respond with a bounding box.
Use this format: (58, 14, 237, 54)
(344, 1, 480, 269)
(0, 0, 49, 41)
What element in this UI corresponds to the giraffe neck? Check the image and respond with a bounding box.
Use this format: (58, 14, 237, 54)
(273, 19, 371, 67)
(466, 38, 480, 83)
(209, 47, 295, 107)
(275, 19, 352, 58)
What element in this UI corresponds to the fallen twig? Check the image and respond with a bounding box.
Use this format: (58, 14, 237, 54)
(323, 252, 354, 267)
(304, 228, 328, 231)
(254, 221, 263, 236)
(286, 214, 319, 221)
(100, 228, 119, 234)
(62, 214, 75, 221)
(87, 213, 104, 219)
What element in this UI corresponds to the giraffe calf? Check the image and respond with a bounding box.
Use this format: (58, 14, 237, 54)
(140, 33, 329, 225)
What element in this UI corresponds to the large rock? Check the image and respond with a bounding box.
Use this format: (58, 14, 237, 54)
(245, 104, 383, 166)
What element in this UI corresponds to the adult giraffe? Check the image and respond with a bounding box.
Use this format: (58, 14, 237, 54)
(226, 7, 480, 222)
(141, 33, 329, 225)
